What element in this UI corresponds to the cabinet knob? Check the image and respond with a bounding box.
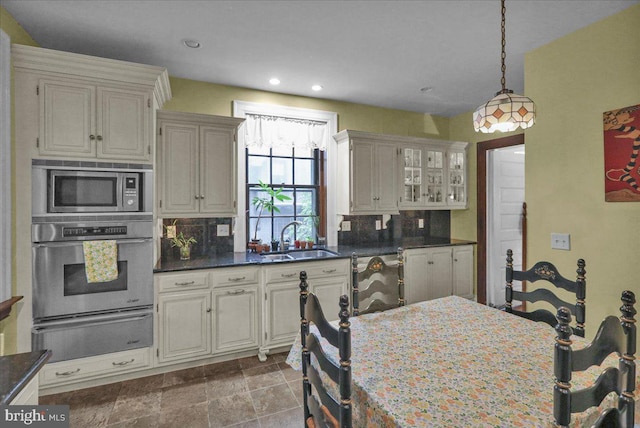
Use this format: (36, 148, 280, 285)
(195, 195, 200, 200)
(96, 135, 103, 141)
(89, 134, 95, 140)
(200, 195, 204, 199)
(206, 308, 212, 313)
(454, 258, 458, 262)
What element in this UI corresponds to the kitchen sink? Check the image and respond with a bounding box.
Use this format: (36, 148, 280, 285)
(261, 253, 294, 262)
(288, 249, 338, 259)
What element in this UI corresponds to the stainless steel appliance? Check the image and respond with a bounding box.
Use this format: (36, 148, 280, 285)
(31, 219, 154, 362)
(32, 161, 152, 216)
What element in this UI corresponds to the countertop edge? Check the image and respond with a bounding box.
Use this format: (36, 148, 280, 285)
(0, 349, 52, 404)
(154, 240, 476, 273)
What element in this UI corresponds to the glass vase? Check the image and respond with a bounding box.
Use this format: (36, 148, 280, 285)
(179, 246, 191, 260)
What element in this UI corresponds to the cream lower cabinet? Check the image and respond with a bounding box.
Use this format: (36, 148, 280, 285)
(259, 259, 349, 361)
(155, 266, 260, 365)
(452, 245, 474, 299)
(405, 245, 475, 303)
(158, 290, 212, 363)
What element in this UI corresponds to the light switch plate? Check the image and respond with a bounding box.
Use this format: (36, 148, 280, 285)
(418, 219, 424, 229)
(375, 220, 382, 230)
(217, 224, 230, 237)
(341, 221, 351, 232)
(551, 233, 570, 250)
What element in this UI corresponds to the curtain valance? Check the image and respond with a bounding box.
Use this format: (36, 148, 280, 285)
(244, 113, 328, 151)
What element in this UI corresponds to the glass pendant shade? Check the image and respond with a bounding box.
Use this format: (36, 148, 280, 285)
(473, 91, 536, 133)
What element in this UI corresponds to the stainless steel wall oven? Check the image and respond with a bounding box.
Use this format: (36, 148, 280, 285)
(31, 160, 155, 363)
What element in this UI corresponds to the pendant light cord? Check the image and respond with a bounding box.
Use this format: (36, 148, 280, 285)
(500, 0, 506, 92)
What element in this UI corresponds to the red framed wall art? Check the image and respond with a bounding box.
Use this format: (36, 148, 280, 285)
(603, 103, 640, 201)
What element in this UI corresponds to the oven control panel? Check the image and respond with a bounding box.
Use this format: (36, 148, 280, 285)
(63, 226, 128, 237)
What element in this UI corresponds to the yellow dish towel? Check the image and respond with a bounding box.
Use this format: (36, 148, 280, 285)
(82, 240, 118, 283)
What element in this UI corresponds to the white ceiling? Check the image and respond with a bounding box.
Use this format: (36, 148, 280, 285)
(2, 0, 638, 117)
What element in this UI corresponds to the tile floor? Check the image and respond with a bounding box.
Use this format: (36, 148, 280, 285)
(40, 351, 304, 428)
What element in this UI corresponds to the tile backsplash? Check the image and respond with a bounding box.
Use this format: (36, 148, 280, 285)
(337, 210, 450, 246)
(161, 218, 234, 261)
(161, 211, 449, 259)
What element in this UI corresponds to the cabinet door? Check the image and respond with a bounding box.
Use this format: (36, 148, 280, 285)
(453, 245, 474, 299)
(158, 291, 211, 363)
(265, 282, 301, 346)
(39, 79, 96, 157)
(399, 146, 425, 208)
(424, 149, 446, 207)
(311, 277, 348, 322)
(426, 247, 453, 300)
(97, 87, 150, 161)
(212, 285, 259, 353)
(351, 140, 376, 213)
(200, 125, 236, 215)
(375, 142, 398, 212)
(158, 122, 199, 215)
(404, 249, 429, 304)
(447, 151, 467, 207)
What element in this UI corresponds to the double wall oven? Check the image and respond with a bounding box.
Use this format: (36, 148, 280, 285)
(31, 160, 154, 363)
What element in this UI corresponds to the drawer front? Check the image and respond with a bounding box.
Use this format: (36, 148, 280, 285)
(210, 266, 259, 288)
(40, 347, 151, 386)
(265, 260, 349, 284)
(157, 271, 209, 293)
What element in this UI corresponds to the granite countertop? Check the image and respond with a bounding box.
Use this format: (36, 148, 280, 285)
(0, 349, 51, 404)
(154, 238, 476, 273)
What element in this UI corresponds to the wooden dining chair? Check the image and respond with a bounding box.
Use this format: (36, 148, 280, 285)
(553, 290, 636, 428)
(299, 271, 352, 428)
(351, 247, 405, 316)
(505, 249, 587, 337)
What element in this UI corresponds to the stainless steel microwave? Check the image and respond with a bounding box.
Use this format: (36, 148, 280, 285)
(32, 163, 152, 215)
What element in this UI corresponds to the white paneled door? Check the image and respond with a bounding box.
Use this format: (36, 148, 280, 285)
(487, 145, 525, 307)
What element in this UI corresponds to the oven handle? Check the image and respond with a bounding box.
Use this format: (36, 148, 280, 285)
(33, 311, 152, 330)
(33, 238, 152, 248)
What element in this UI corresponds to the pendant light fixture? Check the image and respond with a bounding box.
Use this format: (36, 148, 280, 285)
(473, 0, 536, 133)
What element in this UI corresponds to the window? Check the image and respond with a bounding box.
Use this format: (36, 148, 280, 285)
(233, 100, 338, 252)
(246, 145, 319, 245)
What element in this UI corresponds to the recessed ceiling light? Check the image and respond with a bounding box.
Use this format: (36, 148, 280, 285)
(182, 39, 201, 49)
(269, 78, 281, 85)
(311, 85, 323, 91)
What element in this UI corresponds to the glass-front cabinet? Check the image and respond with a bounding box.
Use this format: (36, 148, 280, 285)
(448, 151, 466, 207)
(398, 141, 466, 209)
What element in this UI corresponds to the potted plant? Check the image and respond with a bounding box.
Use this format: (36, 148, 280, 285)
(164, 220, 197, 260)
(306, 236, 314, 249)
(250, 180, 291, 250)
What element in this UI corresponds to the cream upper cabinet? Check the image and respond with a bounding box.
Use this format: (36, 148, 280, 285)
(12, 45, 171, 162)
(335, 131, 399, 215)
(157, 111, 244, 217)
(335, 130, 468, 214)
(97, 86, 151, 160)
(40, 80, 151, 160)
(399, 141, 468, 209)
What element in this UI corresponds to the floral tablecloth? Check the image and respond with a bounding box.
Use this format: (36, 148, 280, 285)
(286, 295, 639, 428)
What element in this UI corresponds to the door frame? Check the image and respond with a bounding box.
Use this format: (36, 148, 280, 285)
(476, 133, 524, 304)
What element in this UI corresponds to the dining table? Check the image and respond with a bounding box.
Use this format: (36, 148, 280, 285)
(286, 295, 639, 427)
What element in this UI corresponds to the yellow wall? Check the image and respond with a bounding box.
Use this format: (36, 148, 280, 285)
(0, 5, 38, 355)
(164, 77, 449, 139)
(523, 4, 640, 337)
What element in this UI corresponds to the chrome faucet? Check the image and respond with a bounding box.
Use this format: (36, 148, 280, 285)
(280, 221, 303, 252)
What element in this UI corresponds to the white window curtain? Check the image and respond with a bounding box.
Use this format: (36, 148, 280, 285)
(244, 114, 328, 151)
